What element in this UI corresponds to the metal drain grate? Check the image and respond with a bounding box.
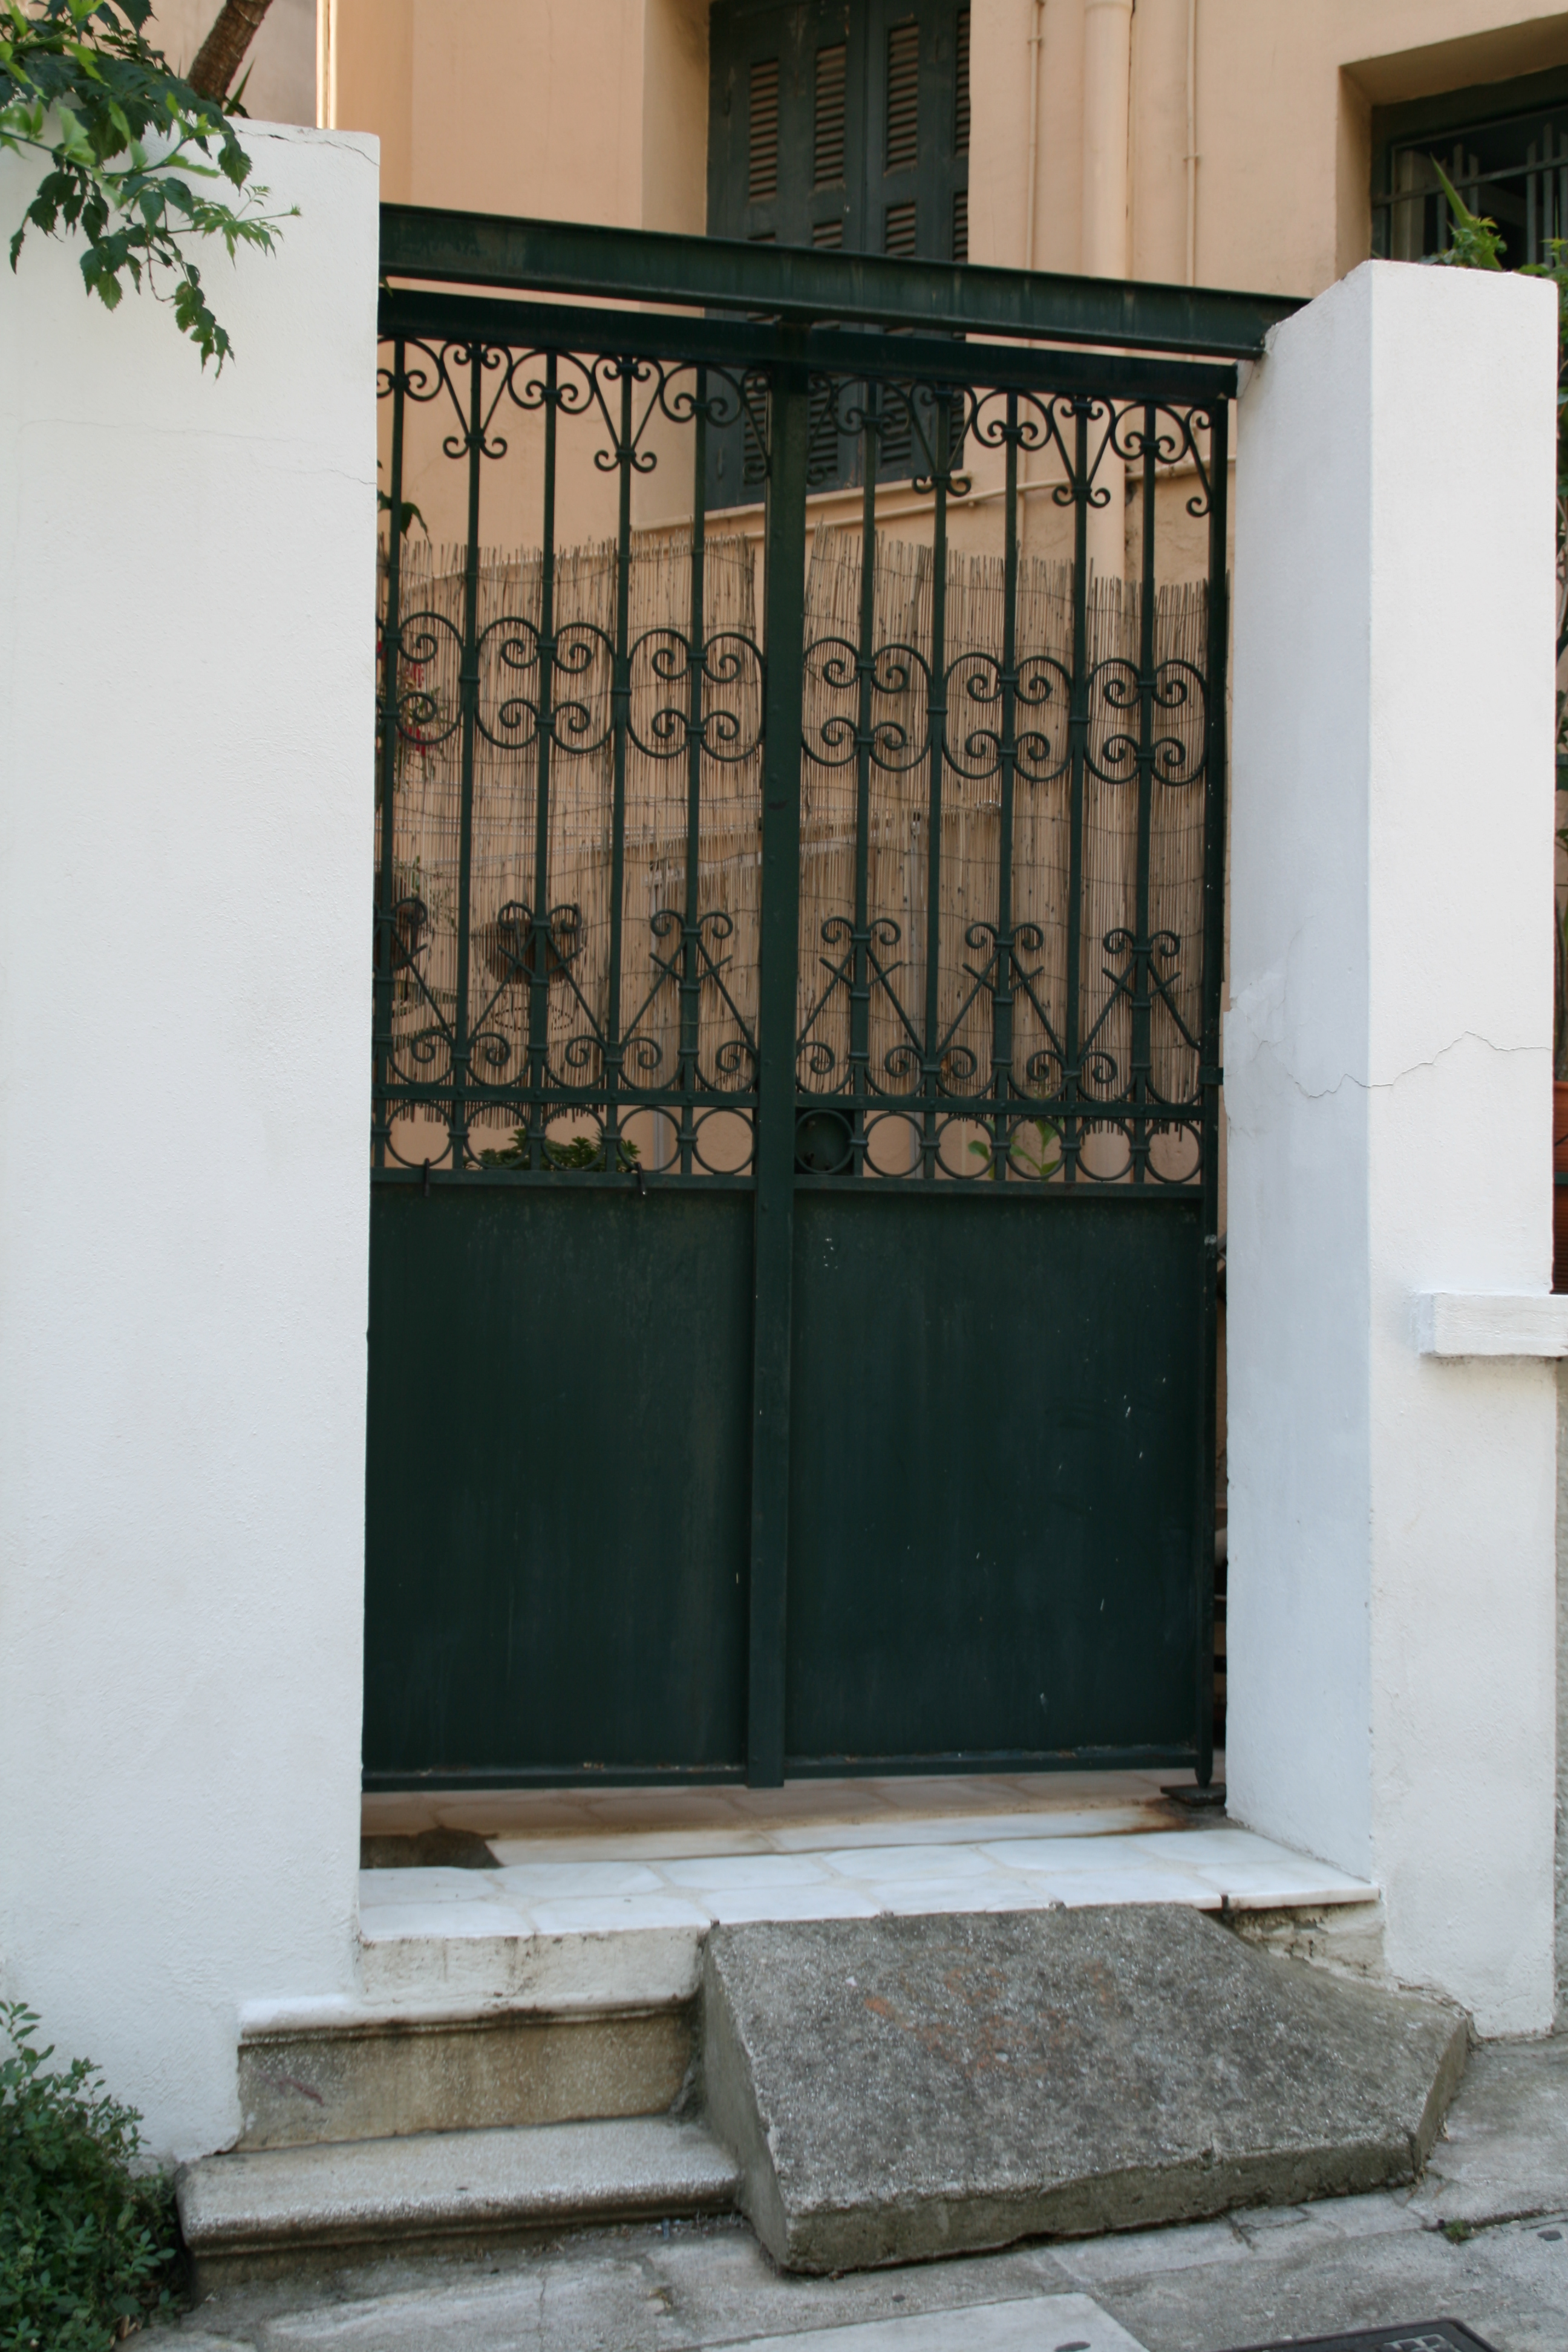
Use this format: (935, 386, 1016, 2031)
(1224, 2323, 1497, 2352)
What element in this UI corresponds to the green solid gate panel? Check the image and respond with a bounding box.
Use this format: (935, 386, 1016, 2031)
(362, 1185, 752, 1782)
(786, 1193, 1204, 1769)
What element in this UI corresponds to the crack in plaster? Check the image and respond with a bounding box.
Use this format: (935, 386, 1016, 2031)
(1225, 1023, 1544, 1129)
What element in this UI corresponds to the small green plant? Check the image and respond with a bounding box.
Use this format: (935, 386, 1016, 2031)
(0, 2002, 180, 2350)
(969, 1116, 1062, 1180)
(1, 0, 293, 368)
(479, 1128, 642, 1172)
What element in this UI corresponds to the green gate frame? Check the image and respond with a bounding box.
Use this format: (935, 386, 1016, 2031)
(367, 207, 1303, 1791)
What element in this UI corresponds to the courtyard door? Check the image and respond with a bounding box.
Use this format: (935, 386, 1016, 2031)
(362, 212, 1243, 1790)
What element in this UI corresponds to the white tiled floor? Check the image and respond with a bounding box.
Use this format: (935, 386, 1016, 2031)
(357, 1772, 1377, 1947)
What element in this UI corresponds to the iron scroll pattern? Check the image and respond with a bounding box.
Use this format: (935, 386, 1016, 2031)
(373, 326, 1225, 1189)
(373, 336, 769, 1176)
(792, 377, 1221, 1187)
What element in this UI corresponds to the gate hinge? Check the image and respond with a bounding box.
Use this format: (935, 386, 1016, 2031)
(1199, 1064, 1224, 1087)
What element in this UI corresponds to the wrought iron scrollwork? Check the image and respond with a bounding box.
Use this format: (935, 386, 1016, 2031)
(374, 319, 1223, 1191)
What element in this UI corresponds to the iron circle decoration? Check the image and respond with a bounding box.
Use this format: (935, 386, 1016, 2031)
(794, 1108, 854, 1176)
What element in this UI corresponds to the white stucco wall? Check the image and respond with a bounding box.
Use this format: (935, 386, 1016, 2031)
(1227, 259, 1560, 2036)
(0, 124, 378, 2158)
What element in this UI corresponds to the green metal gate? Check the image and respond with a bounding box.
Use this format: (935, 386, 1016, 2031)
(364, 209, 1295, 1790)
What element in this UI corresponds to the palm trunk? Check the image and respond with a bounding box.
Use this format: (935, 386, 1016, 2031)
(188, 0, 276, 102)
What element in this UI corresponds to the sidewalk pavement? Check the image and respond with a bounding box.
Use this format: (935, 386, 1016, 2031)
(163, 2034, 1568, 2352)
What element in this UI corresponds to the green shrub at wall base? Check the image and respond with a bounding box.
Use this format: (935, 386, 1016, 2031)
(0, 2004, 180, 2351)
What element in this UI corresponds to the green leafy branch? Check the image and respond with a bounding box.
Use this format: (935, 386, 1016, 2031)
(1, 2001, 180, 2348)
(1, 0, 294, 367)
(969, 1116, 1062, 1181)
(478, 1129, 643, 1172)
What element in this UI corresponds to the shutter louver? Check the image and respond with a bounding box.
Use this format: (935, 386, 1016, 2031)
(886, 21, 920, 172)
(814, 43, 847, 185)
(884, 199, 918, 256)
(952, 186, 968, 261)
(748, 59, 780, 203)
(955, 10, 970, 154)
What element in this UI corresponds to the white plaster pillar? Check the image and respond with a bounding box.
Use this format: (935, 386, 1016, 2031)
(0, 125, 379, 2155)
(1226, 260, 1560, 2035)
(1081, 0, 1131, 578)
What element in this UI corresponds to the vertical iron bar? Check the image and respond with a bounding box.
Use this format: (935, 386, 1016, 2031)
(373, 338, 407, 1170)
(1131, 403, 1157, 1184)
(1195, 393, 1229, 1792)
(747, 340, 810, 1789)
(603, 362, 635, 1166)
(678, 375, 710, 1177)
(1063, 400, 1090, 1181)
(528, 352, 559, 1150)
(449, 344, 485, 1170)
(921, 391, 949, 1181)
(990, 393, 1019, 1171)
(850, 384, 878, 1169)
(1529, 145, 1540, 267)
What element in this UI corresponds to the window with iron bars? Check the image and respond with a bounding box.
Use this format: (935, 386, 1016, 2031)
(1371, 64, 1568, 269)
(707, 0, 970, 503)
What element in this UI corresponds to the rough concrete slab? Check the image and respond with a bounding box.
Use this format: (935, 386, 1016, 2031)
(237, 2001, 692, 2148)
(702, 1907, 1468, 2273)
(177, 2114, 738, 2290)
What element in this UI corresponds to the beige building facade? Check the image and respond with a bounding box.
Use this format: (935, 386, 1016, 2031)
(309, 0, 1568, 299)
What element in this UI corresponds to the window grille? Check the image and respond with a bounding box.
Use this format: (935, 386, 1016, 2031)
(1372, 68, 1568, 267)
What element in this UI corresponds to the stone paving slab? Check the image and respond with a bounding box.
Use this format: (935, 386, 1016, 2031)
(702, 1906, 1468, 2273)
(728, 2294, 1150, 2352)
(177, 2114, 739, 2288)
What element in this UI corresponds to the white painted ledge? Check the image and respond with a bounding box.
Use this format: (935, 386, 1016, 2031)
(1414, 1293, 1568, 1357)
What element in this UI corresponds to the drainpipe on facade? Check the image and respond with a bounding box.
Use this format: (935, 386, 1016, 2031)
(1081, 0, 1132, 581)
(318, 0, 336, 129)
(1185, 0, 1198, 284)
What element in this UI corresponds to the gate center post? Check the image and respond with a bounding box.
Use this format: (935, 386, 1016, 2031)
(748, 333, 812, 1788)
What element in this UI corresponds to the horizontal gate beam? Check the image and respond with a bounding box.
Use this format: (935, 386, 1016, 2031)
(380, 205, 1302, 361)
(377, 286, 1240, 404)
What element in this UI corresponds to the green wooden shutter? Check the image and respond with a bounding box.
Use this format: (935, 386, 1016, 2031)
(708, 1, 862, 250)
(707, 1, 970, 498)
(708, 0, 967, 260)
(859, 2, 971, 263)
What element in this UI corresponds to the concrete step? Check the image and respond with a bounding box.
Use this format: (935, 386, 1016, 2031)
(704, 1905, 1471, 2273)
(177, 2112, 740, 2290)
(236, 1992, 693, 2149)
